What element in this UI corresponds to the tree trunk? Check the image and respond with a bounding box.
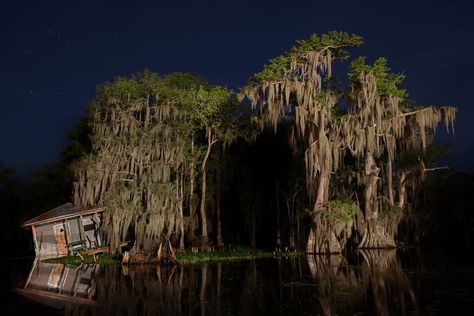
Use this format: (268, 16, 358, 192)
(306, 168, 341, 254)
(216, 167, 223, 248)
(199, 128, 215, 251)
(275, 183, 281, 248)
(284, 190, 297, 249)
(250, 211, 256, 248)
(296, 209, 301, 248)
(398, 170, 408, 209)
(200, 264, 208, 316)
(189, 135, 196, 244)
(217, 263, 222, 312)
(178, 177, 185, 252)
(387, 158, 394, 205)
(359, 152, 396, 249)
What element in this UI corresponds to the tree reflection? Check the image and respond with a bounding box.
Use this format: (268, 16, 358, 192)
(18, 252, 419, 316)
(306, 254, 362, 315)
(306, 250, 418, 316)
(359, 249, 418, 316)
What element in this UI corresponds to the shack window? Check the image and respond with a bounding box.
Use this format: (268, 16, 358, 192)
(83, 223, 95, 231)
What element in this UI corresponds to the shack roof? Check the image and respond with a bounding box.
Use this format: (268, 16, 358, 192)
(16, 288, 95, 309)
(22, 203, 105, 228)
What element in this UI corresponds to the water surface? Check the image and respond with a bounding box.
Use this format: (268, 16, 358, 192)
(3, 249, 474, 315)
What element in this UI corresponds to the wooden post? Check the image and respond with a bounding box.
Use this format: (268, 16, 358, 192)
(31, 225, 39, 257)
(70, 265, 81, 297)
(79, 216, 84, 240)
(93, 212, 102, 247)
(65, 219, 72, 255)
(79, 215, 86, 247)
(24, 259, 38, 289)
(57, 265, 67, 295)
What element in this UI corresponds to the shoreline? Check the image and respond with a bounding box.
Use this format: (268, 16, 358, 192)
(44, 247, 298, 265)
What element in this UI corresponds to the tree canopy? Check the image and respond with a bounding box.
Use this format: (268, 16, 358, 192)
(71, 31, 457, 256)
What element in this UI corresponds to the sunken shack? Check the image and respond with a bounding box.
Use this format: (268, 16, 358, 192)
(22, 203, 105, 258)
(17, 261, 98, 308)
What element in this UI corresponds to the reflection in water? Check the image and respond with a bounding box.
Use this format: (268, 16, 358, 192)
(16, 260, 98, 309)
(359, 250, 418, 316)
(17, 251, 422, 315)
(306, 250, 418, 315)
(306, 254, 362, 315)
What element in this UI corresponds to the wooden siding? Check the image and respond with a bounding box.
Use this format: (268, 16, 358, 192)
(53, 223, 68, 256)
(67, 217, 82, 242)
(33, 212, 103, 258)
(35, 223, 58, 257)
(82, 215, 99, 248)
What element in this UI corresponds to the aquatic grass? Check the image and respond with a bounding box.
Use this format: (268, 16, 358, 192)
(44, 253, 122, 265)
(43, 247, 298, 265)
(176, 247, 295, 264)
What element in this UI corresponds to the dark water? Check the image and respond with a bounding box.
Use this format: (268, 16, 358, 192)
(2, 249, 474, 315)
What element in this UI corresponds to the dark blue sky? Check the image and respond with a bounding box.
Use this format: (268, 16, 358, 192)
(1, 0, 473, 176)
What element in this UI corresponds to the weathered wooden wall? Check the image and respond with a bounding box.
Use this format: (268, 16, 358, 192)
(34, 223, 59, 257)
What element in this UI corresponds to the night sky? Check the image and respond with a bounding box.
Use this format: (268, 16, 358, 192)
(1, 0, 473, 177)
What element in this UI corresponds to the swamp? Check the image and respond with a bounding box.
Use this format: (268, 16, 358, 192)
(1, 8, 474, 313)
(3, 249, 474, 315)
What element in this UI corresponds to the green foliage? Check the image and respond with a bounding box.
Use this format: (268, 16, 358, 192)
(181, 82, 247, 150)
(44, 248, 297, 265)
(249, 55, 292, 85)
(187, 85, 233, 129)
(89, 69, 238, 147)
(162, 72, 208, 90)
(290, 31, 363, 59)
(176, 247, 295, 264)
(96, 77, 143, 104)
(330, 106, 348, 122)
(45, 252, 122, 265)
(314, 90, 333, 103)
(132, 69, 162, 94)
(157, 72, 208, 103)
(90, 70, 208, 114)
(248, 31, 363, 86)
(321, 199, 357, 222)
(348, 56, 407, 98)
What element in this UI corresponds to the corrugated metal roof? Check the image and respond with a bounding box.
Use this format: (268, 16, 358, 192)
(22, 203, 105, 228)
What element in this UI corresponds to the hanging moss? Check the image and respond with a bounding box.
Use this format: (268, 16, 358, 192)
(73, 72, 199, 252)
(240, 31, 457, 252)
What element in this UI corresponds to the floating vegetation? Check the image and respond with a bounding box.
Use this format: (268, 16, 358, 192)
(44, 248, 297, 265)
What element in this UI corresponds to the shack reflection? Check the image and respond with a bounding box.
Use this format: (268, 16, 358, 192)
(16, 260, 98, 309)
